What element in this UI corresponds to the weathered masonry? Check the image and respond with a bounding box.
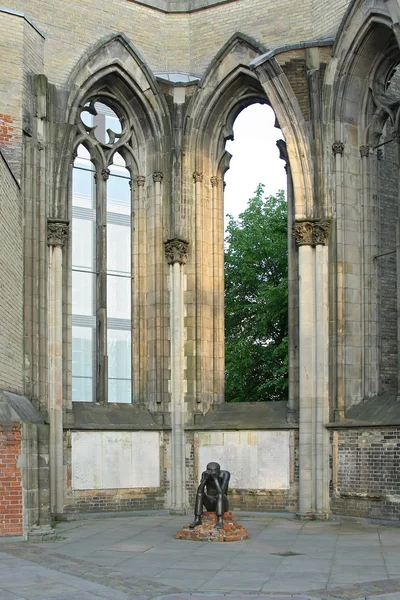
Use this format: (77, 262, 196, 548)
(1, 0, 400, 537)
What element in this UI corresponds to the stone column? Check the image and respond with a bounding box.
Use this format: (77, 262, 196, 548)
(153, 171, 164, 406)
(292, 218, 331, 519)
(133, 175, 147, 404)
(292, 221, 315, 518)
(47, 219, 68, 516)
(332, 141, 345, 421)
(165, 238, 189, 513)
(314, 221, 331, 519)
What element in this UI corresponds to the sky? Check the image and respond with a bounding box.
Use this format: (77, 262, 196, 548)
(223, 103, 287, 231)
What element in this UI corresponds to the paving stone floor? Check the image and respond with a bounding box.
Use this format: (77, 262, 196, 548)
(0, 513, 400, 600)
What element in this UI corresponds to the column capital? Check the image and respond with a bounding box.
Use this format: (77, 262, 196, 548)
(359, 145, 370, 158)
(210, 176, 219, 187)
(135, 175, 146, 187)
(47, 220, 69, 246)
(153, 171, 163, 183)
(332, 141, 345, 155)
(291, 219, 331, 247)
(313, 219, 331, 246)
(291, 220, 313, 246)
(165, 238, 189, 265)
(193, 171, 203, 183)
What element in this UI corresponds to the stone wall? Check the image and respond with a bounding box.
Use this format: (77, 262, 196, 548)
(63, 430, 169, 513)
(0, 424, 23, 536)
(331, 428, 400, 520)
(0, 153, 23, 393)
(188, 430, 298, 513)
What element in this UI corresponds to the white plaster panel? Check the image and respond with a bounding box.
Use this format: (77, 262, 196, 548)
(198, 431, 290, 490)
(71, 431, 160, 490)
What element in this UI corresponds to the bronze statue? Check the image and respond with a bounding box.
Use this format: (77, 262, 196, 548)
(189, 462, 230, 530)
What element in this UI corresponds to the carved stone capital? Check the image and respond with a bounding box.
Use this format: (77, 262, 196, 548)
(47, 221, 69, 246)
(291, 219, 331, 247)
(312, 219, 331, 246)
(193, 171, 203, 183)
(153, 171, 163, 183)
(135, 175, 145, 187)
(291, 221, 314, 246)
(165, 238, 189, 265)
(359, 145, 370, 158)
(210, 176, 219, 187)
(332, 141, 345, 156)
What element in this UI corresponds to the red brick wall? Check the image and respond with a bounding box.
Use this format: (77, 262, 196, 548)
(0, 424, 23, 536)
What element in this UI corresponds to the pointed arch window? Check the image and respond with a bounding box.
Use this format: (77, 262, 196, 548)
(71, 99, 133, 403)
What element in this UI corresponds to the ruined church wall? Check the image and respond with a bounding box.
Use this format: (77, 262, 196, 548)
(0, 0, 351, 92)
(0, 154, 23, 394)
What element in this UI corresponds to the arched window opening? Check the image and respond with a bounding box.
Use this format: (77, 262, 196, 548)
(375, 65, 400, 395)
(223, 103, 288, 403)
(71, 99, 133, 404)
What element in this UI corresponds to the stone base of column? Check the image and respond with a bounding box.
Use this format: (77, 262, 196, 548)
(27, 524, 56, 542)
(296, 510, 316, 520)
(314, 511, 329, 520)
(169, 508, 188, 515)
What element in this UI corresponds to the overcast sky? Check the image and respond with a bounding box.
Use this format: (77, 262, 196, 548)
(224, 103, 287, 231)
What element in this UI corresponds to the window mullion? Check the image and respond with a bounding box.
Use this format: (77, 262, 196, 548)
(96, 168, 109, 404)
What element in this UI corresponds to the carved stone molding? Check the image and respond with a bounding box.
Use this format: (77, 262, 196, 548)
(292, 219, 331, 247)
(165, 238, 189, 265)
(332, 141, 345, 156)
(47, 221, 69, 246)
(153, 171, 163, 183)
(135, 175, 145, 187)
(210, 176, 219, 187)
(359, 145, 370, 158)
(193, 171, 203, 183)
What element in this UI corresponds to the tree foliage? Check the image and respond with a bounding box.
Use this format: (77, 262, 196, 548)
(224, 185, 288, 402)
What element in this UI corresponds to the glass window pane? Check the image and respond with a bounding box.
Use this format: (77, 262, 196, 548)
(72, 272, 94, 316)
(73, 166, 94, 209)
(72, 326, 94, 402)
(107, 174, 131, 216)
(108, 329, 131, 404)
(72, 377, 93, 403)
(72, 219, 93, 269)
(107, 223, 130, 275)
(108, 379, 131, 404)
(107, 276, 131, 320)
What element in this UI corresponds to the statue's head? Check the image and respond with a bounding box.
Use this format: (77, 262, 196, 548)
(206, 462, 221, 475)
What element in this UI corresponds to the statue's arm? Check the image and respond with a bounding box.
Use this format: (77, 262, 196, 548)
(220, 470, 230, 494)
(197, 471, 209, 492)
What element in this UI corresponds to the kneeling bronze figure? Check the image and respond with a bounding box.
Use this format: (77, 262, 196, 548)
(189, 462, 230, 530)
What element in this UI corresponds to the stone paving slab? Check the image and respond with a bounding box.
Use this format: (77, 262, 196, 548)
(1, 515, 400, 599)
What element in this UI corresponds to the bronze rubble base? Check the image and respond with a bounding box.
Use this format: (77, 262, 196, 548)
(175, 511, 250, 542)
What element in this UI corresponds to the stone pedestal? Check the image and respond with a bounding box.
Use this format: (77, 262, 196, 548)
(175, 511, 250, 542)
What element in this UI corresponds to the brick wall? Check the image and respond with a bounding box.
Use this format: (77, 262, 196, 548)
(0, 0, 350, 89)
(0, 424, 23, 536)
(0, 153, 23, 393)
(331, 428, 400, 520)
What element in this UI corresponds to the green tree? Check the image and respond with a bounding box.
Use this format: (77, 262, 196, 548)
(224, 185, 288, 402)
